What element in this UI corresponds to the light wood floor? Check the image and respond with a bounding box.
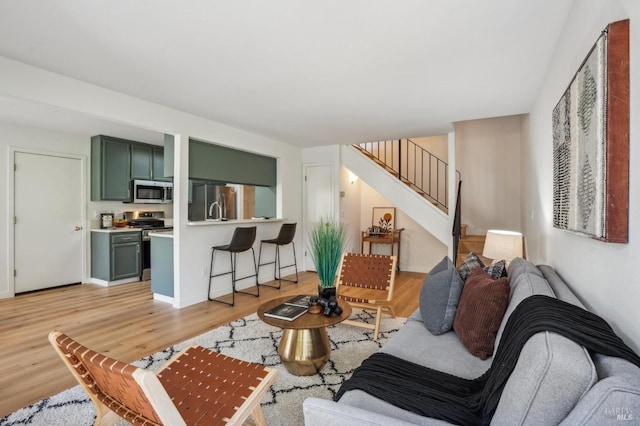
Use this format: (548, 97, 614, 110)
(0, 270, 425, 418)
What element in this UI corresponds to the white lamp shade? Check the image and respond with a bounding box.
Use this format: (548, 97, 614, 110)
(482, 230, 523, 262)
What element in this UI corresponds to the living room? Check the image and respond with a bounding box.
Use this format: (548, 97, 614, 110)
(1, 0, 640, 423)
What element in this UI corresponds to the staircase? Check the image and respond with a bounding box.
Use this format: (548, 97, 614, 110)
(341, 144, 452, 246)
(455, 233, 490, 267)
(353, 140, 458, 213)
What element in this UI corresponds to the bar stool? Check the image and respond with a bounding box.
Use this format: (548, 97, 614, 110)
(208, 226, 259, 306)
(257, 223, 298, 289)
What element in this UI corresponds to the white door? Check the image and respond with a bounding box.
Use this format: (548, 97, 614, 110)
(14, 151, 84, 293)
(303, 164, 334, 271)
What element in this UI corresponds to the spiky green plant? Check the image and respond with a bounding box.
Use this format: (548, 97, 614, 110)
(308, 217, 348, 288)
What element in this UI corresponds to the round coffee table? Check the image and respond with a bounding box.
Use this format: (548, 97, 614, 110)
(257, 295, 352, 376)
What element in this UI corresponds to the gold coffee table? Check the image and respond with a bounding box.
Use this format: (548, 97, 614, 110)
(257, 295, 352, 376)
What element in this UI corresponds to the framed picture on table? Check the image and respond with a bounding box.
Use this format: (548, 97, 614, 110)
(371, 207, 395, 234)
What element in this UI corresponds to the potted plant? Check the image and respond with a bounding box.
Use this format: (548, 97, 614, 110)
(307, 217, 348, 299)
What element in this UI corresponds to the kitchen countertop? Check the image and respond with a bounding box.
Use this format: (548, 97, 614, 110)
(91, 227, 142, 233)
(187, 218, 284, 226)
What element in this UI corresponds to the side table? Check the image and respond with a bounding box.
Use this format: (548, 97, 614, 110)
(360, 228, 404, 270)
(257, 295, 352, 376)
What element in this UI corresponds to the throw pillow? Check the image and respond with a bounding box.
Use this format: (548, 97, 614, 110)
(458, 252, 507, 281)
(453, 267, 510, 359)
(485, 259, 507, 279)
(457, 252, 484, 281)
(420, 256, 464, 335)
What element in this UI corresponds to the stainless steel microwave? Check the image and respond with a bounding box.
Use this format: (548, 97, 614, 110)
(129, 179, 173, 204)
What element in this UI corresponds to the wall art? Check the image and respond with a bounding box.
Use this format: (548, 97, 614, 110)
(552, 19, 629, 243)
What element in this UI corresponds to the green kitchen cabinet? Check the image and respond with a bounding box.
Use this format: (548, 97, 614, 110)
(92, 135, 167, 201)
(153, 147, 170, 181)
(91, 135, 132, 201)
(130, 143, 153, 180)
(91, 231, 141, 282)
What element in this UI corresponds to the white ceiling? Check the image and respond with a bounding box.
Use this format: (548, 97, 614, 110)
(0, 0, 573, 147)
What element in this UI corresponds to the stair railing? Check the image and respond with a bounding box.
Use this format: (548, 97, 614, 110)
(452, 180, 462, 266)
(355, 139, 459, 211)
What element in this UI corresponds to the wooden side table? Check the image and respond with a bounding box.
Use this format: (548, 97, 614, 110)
(257, 296, 352, 376)
(360, 228, 404, 270)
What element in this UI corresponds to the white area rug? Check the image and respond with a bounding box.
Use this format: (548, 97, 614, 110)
(0, 310, 406, 426)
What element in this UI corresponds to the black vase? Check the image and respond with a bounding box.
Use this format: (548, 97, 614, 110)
(318, 285, 336, 299)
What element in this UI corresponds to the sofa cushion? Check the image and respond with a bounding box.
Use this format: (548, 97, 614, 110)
(381, 311, 491, 379)
(453, 268, 510, 359)
(492, 332, 597, 425)
(420, 256, 464, 335)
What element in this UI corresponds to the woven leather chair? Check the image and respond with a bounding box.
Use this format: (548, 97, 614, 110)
(257, 223, 298, 289)
(209, 226, 259, 306)
(335, 253, 397, 341)
(49, 331, 278, 426)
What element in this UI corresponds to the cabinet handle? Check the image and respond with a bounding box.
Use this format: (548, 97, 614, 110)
(122, 237, 132, 241)
(137, 244, 140, 253)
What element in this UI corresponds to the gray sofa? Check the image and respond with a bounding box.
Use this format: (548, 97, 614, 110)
(303, 258, 640, 425)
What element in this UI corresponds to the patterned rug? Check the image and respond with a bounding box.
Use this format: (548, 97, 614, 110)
(0, 310, 406, 426)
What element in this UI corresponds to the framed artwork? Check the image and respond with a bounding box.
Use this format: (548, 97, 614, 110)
(552, 19, 628, 243)
(372, 207, 395, 234)
(100, 212, 114, 229)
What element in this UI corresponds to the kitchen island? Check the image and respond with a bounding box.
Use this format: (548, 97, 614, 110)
(150, 230, 174, 303)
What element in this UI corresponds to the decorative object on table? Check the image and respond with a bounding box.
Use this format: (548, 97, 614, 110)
(552, 19, 628, 243)
(308, 297, 322, 314)
(263, 303, 308, 321)
(372, 207, 395, 235)
(307, 216, 348, 298)
(112, 219, 128, 228)
(99, 212, 114, 229)
(284, 294, 312, 308)
(335, 252, 397, 341)
(317, 296, 343, 317)
(482, 229, 524, 265)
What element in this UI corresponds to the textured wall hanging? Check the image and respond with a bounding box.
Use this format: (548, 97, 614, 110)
(552, 19, 629, 243)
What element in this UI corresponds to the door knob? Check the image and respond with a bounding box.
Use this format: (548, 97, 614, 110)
(74, 226, 83, 231)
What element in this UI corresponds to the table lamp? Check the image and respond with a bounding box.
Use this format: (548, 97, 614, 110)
(482, 230, 524, 263)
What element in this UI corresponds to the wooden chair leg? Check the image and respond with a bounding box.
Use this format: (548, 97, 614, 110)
(249, 405, 268, 426)
(94, 404, 119, 426)
(373, 306, 383, 341)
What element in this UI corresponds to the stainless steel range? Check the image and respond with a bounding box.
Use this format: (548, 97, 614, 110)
(124, 211, 173, 280)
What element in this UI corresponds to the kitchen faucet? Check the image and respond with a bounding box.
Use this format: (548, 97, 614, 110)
(209, 201, 223, 220)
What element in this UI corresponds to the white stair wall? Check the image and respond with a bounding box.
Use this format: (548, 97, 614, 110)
(341, 144, 451, 246)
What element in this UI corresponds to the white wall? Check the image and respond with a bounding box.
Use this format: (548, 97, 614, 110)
(525, 1, 639, 351)
(0, 57, 303, 307)
(339, 166, 362, 254)
(454, 115, 523, 236)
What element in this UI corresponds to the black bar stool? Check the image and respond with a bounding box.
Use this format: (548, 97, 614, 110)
(257, 223, 298, 289)
(208, 226, 259, 306)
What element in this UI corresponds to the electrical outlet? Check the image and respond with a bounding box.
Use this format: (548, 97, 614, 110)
(201, 267, 207, 277)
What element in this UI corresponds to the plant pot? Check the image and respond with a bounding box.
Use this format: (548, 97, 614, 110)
(318, 285, 336, 299)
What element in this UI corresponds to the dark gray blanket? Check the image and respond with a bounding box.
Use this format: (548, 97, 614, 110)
(335, 295, 640, 425)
